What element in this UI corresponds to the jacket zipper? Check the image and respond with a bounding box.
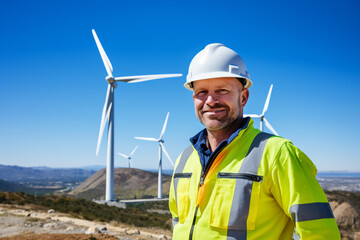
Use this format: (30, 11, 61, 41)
(189, 206, 198, 240)
(189, 144, 227, 240)
(217, 172, 263, 182)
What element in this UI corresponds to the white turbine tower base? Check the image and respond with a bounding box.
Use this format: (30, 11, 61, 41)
(135, 112, 174, 199)
(92, 29, 182, 202)
(118, 145, 139, 168)
(244, 84, 278, 136)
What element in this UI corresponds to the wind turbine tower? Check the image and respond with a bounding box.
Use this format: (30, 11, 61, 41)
(135, 112, 174, 199)
(92, 30, 182, 201)
(244, 84, 278, 135)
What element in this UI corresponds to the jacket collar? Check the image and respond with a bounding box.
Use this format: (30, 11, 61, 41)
(190, 117, 253, 153)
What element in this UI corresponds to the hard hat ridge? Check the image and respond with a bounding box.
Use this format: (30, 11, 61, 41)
(185, 43, 252, 90)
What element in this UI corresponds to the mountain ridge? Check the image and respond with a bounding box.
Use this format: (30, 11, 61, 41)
(69, 168, 171, 200)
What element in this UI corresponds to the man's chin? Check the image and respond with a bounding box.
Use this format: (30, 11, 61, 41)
(202, 120, 226, 131)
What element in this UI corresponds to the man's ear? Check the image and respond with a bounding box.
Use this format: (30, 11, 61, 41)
(241, 88, 249, 107)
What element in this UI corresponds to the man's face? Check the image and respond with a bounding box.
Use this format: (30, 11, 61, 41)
(192, 77, 249, 132)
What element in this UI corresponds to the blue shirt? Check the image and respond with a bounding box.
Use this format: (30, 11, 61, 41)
(190, 117, 251, 170)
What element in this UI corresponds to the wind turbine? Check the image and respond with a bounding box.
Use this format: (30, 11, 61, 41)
(244, 84, 278, 135)
(135, 112, 174, 199)
(92, 29, 182, 202)
(118, 145, 139, 168)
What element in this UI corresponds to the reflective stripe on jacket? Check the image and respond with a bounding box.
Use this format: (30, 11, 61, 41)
(169, 119, 340, 240)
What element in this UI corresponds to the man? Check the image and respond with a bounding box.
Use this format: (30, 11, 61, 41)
(169, 43, 340, 239)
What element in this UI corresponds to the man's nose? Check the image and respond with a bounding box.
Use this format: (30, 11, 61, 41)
(205, 94, 219, 105)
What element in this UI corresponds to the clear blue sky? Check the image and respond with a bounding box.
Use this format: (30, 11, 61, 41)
(1, 0, 359, 172)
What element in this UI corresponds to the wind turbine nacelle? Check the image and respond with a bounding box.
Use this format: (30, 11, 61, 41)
(106, 76, 117, 88)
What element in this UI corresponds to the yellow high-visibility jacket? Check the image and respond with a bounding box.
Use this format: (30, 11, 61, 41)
(169, 119, 340, 239)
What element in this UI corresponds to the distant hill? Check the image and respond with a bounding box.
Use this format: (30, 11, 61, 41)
(69, 168, 171, 200)
(79, 165, 106, 171)
(0, 164, 96, 182)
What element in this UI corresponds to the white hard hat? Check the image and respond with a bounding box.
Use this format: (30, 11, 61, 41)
(185, 43, 252, 90)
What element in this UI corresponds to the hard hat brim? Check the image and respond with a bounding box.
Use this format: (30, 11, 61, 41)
(184, 71, 252, 90)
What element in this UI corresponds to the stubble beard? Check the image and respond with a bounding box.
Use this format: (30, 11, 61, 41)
(198, 105, 243, 132)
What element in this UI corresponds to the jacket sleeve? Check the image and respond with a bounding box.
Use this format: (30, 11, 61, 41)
(169, 155, 180, 228)
(269, 141, 340, 239)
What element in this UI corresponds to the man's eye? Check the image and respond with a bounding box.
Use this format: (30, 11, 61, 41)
(196, 91, 207, 96)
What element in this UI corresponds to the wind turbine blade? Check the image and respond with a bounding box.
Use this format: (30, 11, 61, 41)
(243, 114, 261, 118)
(114, 74, 182, 83)
(96, 100, 112, 155)
(262, 84, 273, 115)
(134, 137, 158, 142)
(100, 85, 112, 120)
(96, 86, 112, 155)
(118, 153, 129, 159)
(159, 112, 169, 139)
(263, 118, 278, 136)
(129, 145, 139, 157)
(92, 29, 113, 77)
(160, 142, 174, 167)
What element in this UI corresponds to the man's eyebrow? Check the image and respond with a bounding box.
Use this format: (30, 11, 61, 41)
(214, 85, 230, 89)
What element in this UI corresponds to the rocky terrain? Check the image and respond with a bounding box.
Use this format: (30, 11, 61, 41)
(1, 191, 360, 239)
(327, 191, 360, 240)
(0, 204, 171, 240)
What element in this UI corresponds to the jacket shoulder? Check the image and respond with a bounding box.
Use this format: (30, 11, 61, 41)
(264, 135, 317, 176)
